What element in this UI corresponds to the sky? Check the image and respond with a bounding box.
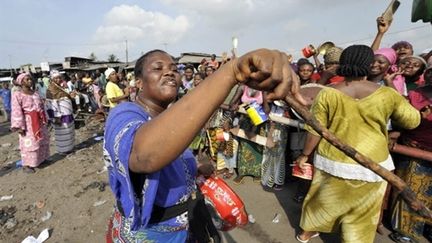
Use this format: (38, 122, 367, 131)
(1, 0, 431, 69)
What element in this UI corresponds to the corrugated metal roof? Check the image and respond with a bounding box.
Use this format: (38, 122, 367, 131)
(177, 53, 222, 64)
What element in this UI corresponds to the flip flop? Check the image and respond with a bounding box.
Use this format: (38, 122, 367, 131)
(296, 232, 319, 243)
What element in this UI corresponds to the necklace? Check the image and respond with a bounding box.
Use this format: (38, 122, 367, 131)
(135, 97, 161, 117)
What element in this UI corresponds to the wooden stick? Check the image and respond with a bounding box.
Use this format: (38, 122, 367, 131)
(285, 95, 432, 219)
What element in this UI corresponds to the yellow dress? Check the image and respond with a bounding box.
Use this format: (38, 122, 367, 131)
(300, 86, 420, 243)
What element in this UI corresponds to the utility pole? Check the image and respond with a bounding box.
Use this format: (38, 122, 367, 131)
(125, 39, 129, 65)
(163, 43, 168, 51)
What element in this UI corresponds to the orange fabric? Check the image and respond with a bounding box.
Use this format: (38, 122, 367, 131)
(312, 73, 344, 84)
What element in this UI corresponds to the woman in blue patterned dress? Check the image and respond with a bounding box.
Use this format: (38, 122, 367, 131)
(103, 49, 303, 242)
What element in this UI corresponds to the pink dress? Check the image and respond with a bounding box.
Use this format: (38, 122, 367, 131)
(11, 90, 50, 167)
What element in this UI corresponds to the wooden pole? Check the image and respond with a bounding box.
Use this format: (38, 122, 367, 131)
(391, 144, 432, 162)
(285, 95, 432, 219)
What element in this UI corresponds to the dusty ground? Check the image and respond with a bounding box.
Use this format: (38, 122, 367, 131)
(0, 116, 428, 243)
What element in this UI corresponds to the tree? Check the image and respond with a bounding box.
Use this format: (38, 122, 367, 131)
(108, 54, 119, 62)
(89, 52, 97, 61)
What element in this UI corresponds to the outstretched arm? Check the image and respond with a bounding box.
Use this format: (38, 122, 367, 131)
(130, 49, 302, 173)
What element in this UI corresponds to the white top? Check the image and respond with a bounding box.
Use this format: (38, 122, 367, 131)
(314, 153, 394, 182)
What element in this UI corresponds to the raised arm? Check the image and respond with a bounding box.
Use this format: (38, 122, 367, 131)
(371, 16, 392, 51)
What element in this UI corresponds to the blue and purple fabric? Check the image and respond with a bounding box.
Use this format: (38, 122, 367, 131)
(104, 102, 197, 242)
(45, 98, 75, 153)
(0, 88, 11, 112)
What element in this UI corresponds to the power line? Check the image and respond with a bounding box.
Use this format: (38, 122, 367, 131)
(336, 25, 430, 46)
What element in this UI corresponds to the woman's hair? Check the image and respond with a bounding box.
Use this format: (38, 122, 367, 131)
(296, 58, 310, 66)
(298, 62, 315, 71)
(134, 49, 169, 79)
(336, 45, 374, 78)
(391, 41, 413, 51)
(194, 72, 206, 80)
(184, 65, 194, 72)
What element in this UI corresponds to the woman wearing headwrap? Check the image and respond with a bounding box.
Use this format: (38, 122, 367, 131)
(295, 45, 420, 243)
(46, 70, 75, 154)
(11, 73, 50, 173)
(369, 48, 397, 84)
(399, 56, 427, 91)
(368, 47, 407, 96)
(313, 46, 345, 85)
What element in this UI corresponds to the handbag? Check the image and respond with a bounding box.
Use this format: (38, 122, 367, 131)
(147, 188, 221, 243)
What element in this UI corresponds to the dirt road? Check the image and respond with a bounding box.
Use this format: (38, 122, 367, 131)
(0, 119, 427, 242)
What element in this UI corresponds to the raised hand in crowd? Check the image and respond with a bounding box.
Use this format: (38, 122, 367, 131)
(371, 16, 392, 51)
(387, 131, 400, 150)
(383, 67, 403, 89)
(232, 48, 304, 102)
(377, 16, 392, 34)
(317, 64, 338, 85)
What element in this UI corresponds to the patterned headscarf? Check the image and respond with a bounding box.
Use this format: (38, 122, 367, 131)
(324, 47, 343, 64)
(16, 73, 29, 86)
(401, 55, 427, 67)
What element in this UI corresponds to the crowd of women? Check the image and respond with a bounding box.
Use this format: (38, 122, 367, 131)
(3, 15, 431, 243)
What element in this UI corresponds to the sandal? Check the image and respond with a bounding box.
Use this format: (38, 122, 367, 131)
(23, 166, 35, 174)
(296, 232, 319, 243)
(389, 232, 413, 243)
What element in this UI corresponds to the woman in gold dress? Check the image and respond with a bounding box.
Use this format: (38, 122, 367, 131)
(295, 45, 421, 243)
